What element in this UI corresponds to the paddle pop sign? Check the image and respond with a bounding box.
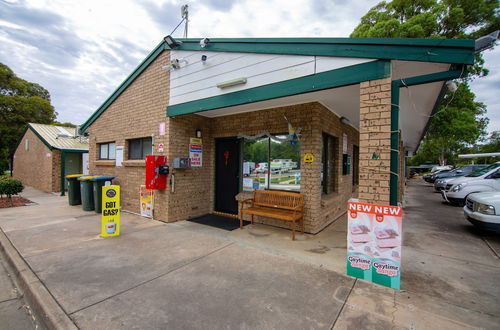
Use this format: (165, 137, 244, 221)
(347, 200, 402, 289)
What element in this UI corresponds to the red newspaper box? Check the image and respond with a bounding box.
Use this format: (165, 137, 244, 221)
(145, 155, 167, 189)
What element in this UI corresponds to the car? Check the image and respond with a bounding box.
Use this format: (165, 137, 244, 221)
(442, 163, 500, 206)
(423, 168, 452, 183)
(463, 191, 500, 233)
(434, 164, 488, 191)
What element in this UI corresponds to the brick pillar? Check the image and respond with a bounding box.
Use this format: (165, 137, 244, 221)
(358, 78, 392, 205)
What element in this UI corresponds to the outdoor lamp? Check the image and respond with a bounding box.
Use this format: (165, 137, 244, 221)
(195, 129, 202, 138)
(340, 116, 351, 125)
(164, 35, 180, 49)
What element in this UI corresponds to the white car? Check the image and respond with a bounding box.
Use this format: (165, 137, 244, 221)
(443, 163, 500, 205)
(464, 192, 500, 232)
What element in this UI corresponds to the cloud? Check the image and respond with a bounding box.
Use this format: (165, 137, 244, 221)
(0, 1, 86, 68)
(139, 1, 184, 35)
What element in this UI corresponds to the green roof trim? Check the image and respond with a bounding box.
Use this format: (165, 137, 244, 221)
(27, 124, 54, 151)
(80, 41, 168, 132)
(167, 60, 391, 117)
(175, 38, 474, 65)
(80, 37, 475, 132)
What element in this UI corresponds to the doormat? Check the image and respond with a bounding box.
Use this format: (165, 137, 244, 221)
(187, 214, 250, 231)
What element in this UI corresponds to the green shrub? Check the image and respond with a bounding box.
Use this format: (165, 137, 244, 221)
(0, 177, 24, 205)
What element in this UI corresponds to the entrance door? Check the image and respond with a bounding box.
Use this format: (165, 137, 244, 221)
(215, 138, 240, 214)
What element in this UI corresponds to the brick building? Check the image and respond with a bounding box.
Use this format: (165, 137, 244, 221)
(13, 123, 89, 193)
(80, 37, 474, 234)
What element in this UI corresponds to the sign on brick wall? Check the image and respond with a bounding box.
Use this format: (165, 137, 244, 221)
(189, 143, 203, 167)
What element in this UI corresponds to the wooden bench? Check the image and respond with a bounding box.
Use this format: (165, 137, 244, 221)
(239, 190, 305, 240)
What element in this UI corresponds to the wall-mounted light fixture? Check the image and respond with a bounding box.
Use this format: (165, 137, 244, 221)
(216, 77, 247, 89)
(340, 116, 351, 125)
(201, 55, 207, 62)
(446, 80, 458, 92)
(195, 129, 202, 138)
(164, 35, 181, 49)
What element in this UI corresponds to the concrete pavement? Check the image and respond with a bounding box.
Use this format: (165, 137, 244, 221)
(0, 180, 499, 329)
(0, 247, 41, 329)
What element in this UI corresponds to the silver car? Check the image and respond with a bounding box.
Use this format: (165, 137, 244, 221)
(434, 177, 458, 192)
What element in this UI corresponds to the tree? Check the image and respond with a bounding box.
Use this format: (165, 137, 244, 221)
(0, 63, 57, 171)
(351, 0, 498, 165)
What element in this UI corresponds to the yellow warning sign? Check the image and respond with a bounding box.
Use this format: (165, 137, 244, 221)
(303, 153, 315, 163)
(190, 137, 202, 144)
(101, 186, 120, 237)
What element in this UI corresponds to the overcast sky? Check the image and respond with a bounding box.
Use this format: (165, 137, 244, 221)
(0, 0, 498, 134)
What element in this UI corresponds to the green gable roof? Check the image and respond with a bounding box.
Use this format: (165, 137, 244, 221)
(80, 37, 475, 132)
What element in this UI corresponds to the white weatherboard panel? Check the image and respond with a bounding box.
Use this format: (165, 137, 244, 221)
(171, 61, 315, 101)
(169, 50, 375, 106)
(171, 61, 315, 105)
(171, 54, 311, 92)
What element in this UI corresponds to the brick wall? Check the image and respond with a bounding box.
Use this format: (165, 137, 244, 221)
(358, 78, 392, 205)
(85, 49, 363, 233)
(86, 51, 170, 219)
(13, 129, 56, 192)
(164, 102, 358, 233)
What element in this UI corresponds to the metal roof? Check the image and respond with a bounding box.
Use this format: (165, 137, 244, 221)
(28, 123, 89, 151)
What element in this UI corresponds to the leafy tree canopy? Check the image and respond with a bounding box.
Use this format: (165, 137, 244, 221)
(0, 63, 57, 171)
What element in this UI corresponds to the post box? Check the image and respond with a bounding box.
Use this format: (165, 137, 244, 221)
(146, 155, 168, 189)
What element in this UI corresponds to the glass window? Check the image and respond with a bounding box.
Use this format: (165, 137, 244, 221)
(99, 142, 116, 160)
(322, 133, 338, 194)
(128, 137, 152, 160)
(269, 136, 300, 191)
(241, 135, 300, 192)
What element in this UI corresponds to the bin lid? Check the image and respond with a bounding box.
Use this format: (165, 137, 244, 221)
(78, 175, 98, 181)
(65, 174, 83, 179)
(90, 176, 115, 181)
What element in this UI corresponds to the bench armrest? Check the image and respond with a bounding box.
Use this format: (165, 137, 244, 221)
(240, 198, 254, 209)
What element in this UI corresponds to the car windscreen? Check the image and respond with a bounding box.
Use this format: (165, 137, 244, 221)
(466, 163, 500, 177)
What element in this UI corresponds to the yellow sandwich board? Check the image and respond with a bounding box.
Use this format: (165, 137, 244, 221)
(101, 185, 120, 237)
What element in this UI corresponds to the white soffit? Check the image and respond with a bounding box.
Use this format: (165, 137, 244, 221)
(197, 84, 361, 129)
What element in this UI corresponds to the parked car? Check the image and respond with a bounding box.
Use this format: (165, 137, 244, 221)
(463, 191, 500, 233)
(434, 164, 488, 191)
(442, 162, 500, 206)
(423, 169, 451, 183)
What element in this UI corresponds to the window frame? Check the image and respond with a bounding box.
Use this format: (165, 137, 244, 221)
(127, 137, 152, 160)
(322, 133, 338, 195)
(241, 134, 301, 192)
(99, 142, 116, 160)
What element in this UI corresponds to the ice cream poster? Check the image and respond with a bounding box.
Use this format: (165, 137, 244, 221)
(140, 185, 154, 218)
(347, 200, 403, 289)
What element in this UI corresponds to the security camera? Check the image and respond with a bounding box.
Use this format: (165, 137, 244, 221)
(200, 38, 210, 48)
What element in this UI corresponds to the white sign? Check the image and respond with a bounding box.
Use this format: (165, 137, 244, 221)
(158, 143, 164, 152)
(343, 133, 348, 154)
(82, 153, 89, 174)
(243, 178, 253, 188)
(189, 144, 202, 167)
(159, 122, 166, 136)
(243, 162, 251, 175)
(115, 146, 124, 166)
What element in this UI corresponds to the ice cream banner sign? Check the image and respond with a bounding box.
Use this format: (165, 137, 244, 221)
(347, 200, 403, 289)
(101, 186, 120, 237)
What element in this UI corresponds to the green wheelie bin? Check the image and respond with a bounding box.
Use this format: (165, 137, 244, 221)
(78, 175, 97, 211)
(91, 176, 115, 213)
(66, 174, 83, 205)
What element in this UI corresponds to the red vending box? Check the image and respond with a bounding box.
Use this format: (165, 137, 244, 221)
(145, 155, 167, 189)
